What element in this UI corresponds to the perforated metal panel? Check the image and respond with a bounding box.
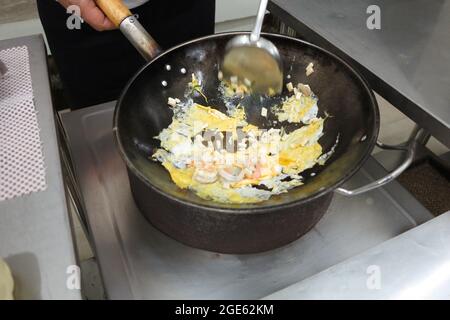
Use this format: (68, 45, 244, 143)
(0, 46, 46, 201)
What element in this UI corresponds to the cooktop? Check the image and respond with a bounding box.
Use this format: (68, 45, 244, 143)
(60, 101, 432, 299)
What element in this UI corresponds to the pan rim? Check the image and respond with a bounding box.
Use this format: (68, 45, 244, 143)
(113, 32, 380, 214)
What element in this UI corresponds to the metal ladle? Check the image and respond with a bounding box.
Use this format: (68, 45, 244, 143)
(222, 0, 283, 95)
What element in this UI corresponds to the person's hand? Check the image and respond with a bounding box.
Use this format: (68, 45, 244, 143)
(58, 0, 116, 31)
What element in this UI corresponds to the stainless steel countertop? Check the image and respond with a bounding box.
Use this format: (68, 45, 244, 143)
(0, 35, 80, 299)
(268, 0, 450, 148)
(264, 211, 450, 299)
(61, 101, 433, 300)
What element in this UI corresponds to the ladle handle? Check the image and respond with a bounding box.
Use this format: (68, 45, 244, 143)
(95, 0, 161, 61)
(251, 0, 269, 42)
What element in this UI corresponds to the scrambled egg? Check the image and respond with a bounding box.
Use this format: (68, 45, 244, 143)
(274, 82, 319, 124)
(152, 81, 329, 204)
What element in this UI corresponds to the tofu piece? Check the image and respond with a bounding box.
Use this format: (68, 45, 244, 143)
(298, 83, 312, 96)
(261, 107, 268, 117)
(167, 97, 180, 107)
(306, 62, 314, 76)
(286, 82, 294, 92)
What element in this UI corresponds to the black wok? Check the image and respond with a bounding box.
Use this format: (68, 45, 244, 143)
(96, 0, 417, 254)
(112, 32, 381, 253)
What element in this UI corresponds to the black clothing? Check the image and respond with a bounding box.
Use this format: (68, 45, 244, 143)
(37, 0, 215, 108)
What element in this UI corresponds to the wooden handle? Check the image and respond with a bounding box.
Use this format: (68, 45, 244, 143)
(95, 0, 132, 27)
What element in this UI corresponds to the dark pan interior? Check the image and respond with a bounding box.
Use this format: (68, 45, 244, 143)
(114, 33, 379, 211)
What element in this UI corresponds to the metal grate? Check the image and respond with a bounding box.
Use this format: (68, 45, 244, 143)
(0, 46, 47, 201)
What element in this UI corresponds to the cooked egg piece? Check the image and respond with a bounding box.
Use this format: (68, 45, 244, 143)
(306, 62, 314, 76)
(154, 82, 329, 204)
(276, 94, 318, 124)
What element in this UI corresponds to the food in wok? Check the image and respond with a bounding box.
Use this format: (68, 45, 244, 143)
(152, 74, 337, 204)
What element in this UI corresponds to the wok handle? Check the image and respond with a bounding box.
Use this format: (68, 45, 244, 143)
(95, 0, 161, 61)
(95, 0, 131, 27)
(335, 128, 424, 196)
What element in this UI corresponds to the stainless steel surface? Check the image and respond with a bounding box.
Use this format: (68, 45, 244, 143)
(336, 130, 423, 196)
(57, 112, 89, 232)
(268, 0, 450, 149)
(119, 15, 161, 61)
(222, 0, 283, 94)
(0, 35, 80, 300)
(61, 101, 433, 300)
(264, 211, 450, 299)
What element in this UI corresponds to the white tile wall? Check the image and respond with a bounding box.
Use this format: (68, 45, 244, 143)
(215, 0, 259, 23)
(0, 18, 49, 52)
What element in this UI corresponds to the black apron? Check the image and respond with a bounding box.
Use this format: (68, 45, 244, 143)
(37, 0, 216, 109)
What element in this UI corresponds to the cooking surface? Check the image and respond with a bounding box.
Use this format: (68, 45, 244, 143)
(0, 35, 80, 299)
(61, 101, 432, 299)
(265, 211, 450, 299)
(268, 0, 450, 149)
